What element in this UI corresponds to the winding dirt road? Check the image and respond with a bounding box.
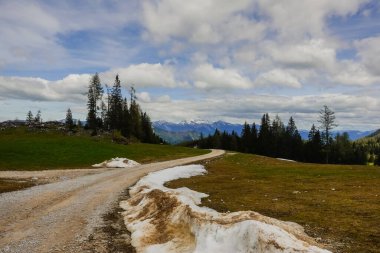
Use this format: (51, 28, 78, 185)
(0, 149, 224, 253)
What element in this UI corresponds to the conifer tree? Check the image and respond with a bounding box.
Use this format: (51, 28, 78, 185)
(109, 75, 123, 130)
(65, 108, 74, 131)
(318, 105, 338, 163)
(35, 110, 42, 125)
(258, 113, 271, 155)
(121, 98, 131, 137)
(250, 123, 258, 153)
(26, 111, 34, 126)
(272, 115, 285, 157)
(241, 122, 251, 152)
(129, 86, 142, 138)
(141, 112, 155, 143)
(87, 73, 103, 133)
(305, 124, 323, 163)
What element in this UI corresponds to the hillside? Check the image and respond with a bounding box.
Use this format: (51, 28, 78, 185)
(365, 129, 380, 139)
(0, 127, 208, 170)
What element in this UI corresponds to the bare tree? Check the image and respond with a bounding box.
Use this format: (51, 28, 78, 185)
(318, 105, 338, 163)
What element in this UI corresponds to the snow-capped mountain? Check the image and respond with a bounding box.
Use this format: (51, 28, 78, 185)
(153, 120, 244, 137)
(153, 120, 375, 144)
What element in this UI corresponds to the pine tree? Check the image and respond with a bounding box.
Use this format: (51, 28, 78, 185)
(305, 124, 323, 163)
(141, 112, 155, 143)
(35, 110, 42, 125)
(65, 108, 74, 131)
(129, 86, 142, 138)
(240, 122, 251, 152)
(318, 105, 338, 163)
(251, 123, 258, 153)
(101, 101, 108, 130)
(109, 75, 123, 130)
(258, 113, 271, 155)
(87, 73, 103, 134)
(284, 117, 302, 160)
(272, 115, 285, 157)
(212, 129, 221, 149)
(121, 98, 131, 137)
(26, 111, 34, 126)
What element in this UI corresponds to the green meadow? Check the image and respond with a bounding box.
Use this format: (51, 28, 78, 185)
(168, 153, 380, 253)
(0, 128, 208, 171)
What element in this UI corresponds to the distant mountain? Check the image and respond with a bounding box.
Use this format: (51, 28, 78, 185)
(154, 128, 200, 144)
(365, 129, 380, 139)
(153, 120, 375, 143)
(153, 120, 244, 136)
(299, 129, 375, 141)
(338, 130, 376, 140)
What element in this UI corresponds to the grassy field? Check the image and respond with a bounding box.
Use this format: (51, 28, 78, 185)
(0, 128, 208, 171)
(168, 153, 380, 253)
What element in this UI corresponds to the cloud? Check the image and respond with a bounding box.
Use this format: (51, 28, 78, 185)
(0, 0, 138, 70)
(265, 39, 336, 70)
(0, 63, 184, 102)
(193, 64, 252, 89)
(139, 93, 380, 130)
(141, 0, 259, 44)
(0, 75, 89, 102)
(332, 60, 380, 86)
(354, 36, 380, 76)
(137, 92, 152, 103)
(257, 0, 368, 40)
(254, 69, 302, 88)
(101, 63, 183, 88)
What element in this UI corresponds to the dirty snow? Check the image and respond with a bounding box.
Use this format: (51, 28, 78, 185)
(92, 157, 140, 168)
(120, 165, 331, 253)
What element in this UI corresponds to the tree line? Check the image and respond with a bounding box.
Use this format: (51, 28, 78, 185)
(24, 73, 161, 144)
(86, 73, 162, 144)
(195, 106, 374, 165)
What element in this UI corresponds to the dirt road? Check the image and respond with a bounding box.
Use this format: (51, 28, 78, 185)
(0, 149, 224, 253)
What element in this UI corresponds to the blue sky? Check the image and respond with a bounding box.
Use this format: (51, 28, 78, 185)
(0, 0, 380, 130)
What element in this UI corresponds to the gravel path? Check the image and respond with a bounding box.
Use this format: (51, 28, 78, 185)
(0, 149, 224, 253)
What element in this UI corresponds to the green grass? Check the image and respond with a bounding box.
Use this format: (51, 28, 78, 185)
(0, 127, 208, 171)
(167, 153, 380, 253)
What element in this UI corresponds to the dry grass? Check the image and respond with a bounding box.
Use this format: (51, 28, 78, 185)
(0, 179, 37, 193)
(167, 153, 380, 253)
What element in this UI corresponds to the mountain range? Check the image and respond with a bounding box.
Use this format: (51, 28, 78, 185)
(153, 120, 376, 144)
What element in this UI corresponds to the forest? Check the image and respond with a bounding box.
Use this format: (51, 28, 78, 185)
(193, 110, 379, 165)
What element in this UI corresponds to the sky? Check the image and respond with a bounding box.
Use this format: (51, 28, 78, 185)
(1, 0, 380, 130)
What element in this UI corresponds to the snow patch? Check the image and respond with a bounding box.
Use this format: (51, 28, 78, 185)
(277, 158, 297, 162)
(120, 165, 331, 253)
(92, 158, 140, 168)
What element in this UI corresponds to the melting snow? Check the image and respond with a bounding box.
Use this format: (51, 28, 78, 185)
(276, 158, 297, 162)
(92, 157, 140, 168)
(120, 165, 331, 253)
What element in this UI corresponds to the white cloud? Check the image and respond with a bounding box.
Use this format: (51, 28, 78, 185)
(257, 0, 368, 40)
(102, 63, 181, 88)
(142, 0, 259, 44)
(265, 39, 336, 70)
(0, 75, 89, 102)
(193, 64, 252, 89)
(137, 92, 152, 103)
(0, 63, 183, 102)
(0, 0, 138, 70)
(332, 60, 380, 86)
(354, 36, 380, 76)
(255, 69, 302, 88)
